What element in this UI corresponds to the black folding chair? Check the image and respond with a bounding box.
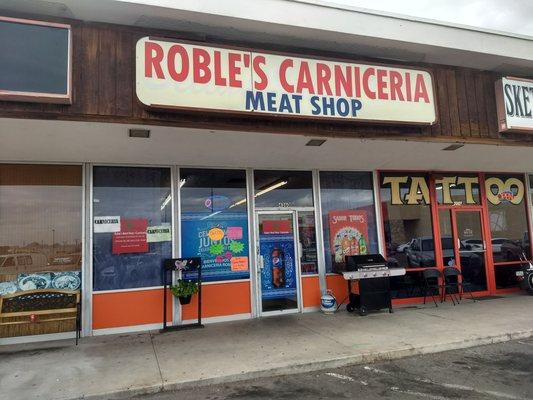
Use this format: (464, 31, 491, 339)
(442, 267, 461, 305)
(422, 268, 442, 307)
(457, 268, 477, 302)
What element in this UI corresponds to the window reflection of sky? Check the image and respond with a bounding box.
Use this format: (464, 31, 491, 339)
(0, 186, 82, 246)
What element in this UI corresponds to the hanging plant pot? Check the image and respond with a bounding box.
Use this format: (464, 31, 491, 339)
(170, 279, 199, 306)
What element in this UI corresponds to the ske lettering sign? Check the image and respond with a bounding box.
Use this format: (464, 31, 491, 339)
(497, 77, 533, 133)
(136, 38, 437, 124)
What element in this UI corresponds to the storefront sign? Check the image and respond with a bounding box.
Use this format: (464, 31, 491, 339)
(328, 210, 369, 263)
(496, 77, 533, 133)
(136, 38, 437, 124)
(146, 225, 172, 242)
(485, 177, 524, 205)
(435, 176, 479, 205)
(382, 175, 525, 206)
(94, 216, 121, 233)
(112, 218, 149, 254)
(382, 176, 430, 205)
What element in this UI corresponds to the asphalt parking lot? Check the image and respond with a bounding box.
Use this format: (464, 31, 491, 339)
(133, 337, 533, 400)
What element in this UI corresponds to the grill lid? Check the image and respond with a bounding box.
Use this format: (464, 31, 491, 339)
(346, 254, 387, 270)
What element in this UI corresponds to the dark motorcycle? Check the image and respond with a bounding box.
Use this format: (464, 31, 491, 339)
(516, 253, 533, 295)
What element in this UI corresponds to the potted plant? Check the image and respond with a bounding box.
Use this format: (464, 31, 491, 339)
(170, 279, 199, 305)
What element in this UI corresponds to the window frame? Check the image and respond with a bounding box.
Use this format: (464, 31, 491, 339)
(91, 165, 174, 291)
(179, 167, 251, 283)
(0, 16, 72, 104)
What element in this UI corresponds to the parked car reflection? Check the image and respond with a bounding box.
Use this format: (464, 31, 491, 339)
(497, 232, 530, 262)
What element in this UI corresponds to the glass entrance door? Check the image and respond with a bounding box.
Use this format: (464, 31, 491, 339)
(438, 209, 489, 292)
(256, 212, 300, 315)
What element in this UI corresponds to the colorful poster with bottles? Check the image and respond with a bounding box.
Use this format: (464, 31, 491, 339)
(328, 210, 369, 263)
(181, 212, 249, 281)
(258, 230, 297, 301)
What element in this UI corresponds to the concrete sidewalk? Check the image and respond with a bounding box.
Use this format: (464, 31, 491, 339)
(1, 294, 532, 400)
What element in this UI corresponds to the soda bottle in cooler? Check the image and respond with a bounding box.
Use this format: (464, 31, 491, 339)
(359, 235, 368, 255)
(271, 247, 285, 288)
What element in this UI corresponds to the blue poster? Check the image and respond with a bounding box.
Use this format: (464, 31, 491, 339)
(181, 212, 249, 282)
(259, 233, 297, 300)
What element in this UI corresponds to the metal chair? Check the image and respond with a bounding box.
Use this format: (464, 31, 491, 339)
(442, 267, 461, 305)
(422, 268, 442, 307)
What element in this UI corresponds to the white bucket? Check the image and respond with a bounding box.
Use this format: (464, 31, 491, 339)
(320, 290, 337, 314)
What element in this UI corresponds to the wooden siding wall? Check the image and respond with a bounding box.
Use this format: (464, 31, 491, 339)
(0, 20, 531, 145)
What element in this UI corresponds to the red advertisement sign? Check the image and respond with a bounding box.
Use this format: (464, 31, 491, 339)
(262, 219, 292, 235)
(112, 218, 149, 254)
(328, 210, 369, 263)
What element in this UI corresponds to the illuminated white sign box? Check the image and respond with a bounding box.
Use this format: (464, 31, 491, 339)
(496, 77, 533, 133)
(136, 37, 437, 125)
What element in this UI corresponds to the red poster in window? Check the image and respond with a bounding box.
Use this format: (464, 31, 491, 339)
(112, 218, 149, 254)
(328, 210, 369, 263)
(262, 219, 292, 235)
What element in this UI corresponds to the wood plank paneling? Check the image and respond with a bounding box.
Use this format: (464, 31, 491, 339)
(435, 68, 451, 136)
(115, 31, 133, 117)
(97, 28, 117, 116)
(445, 69, 462, 137)
(474, 72, 489, 137)
(464, 69, 480, 137)
(77, 25, 99, 115)
(1, 19, 532, 145)
(483, 72, 501, 139)
(455, 69, 472, 137)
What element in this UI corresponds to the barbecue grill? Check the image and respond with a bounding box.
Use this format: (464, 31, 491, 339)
(339, 254, 406, 316)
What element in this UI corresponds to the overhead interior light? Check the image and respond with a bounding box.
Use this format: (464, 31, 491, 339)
(230, 198, 247, 208)
(160, 194, 171, 210)
(306, 139, 327, 146)
(201, 211, 222, 220)
(179, 179, 186, 188)
(129, 129, 150, 138)
(229, 180, 289, 208)
(442, 143, 464, 151)
(255, 180, 288, 197)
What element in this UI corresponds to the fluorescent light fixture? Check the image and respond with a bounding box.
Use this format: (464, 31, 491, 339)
(160, 194, 171, 210)
(229, 198, 247, 208)
(305, 139, 326, 146)
(129, 129, 150, 138)
(201, 211, 222, 220)
(179, 178, 186, 188)
(229, 180, 288, 208)
(436, 183, 456, 191)
(442, 143, 464, 151)
(255, 180, 288, 197)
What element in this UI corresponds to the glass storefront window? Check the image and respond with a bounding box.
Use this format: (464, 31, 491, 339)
(381, 173, 434, 298)
(486, 174, 530, 263)
(381, 173, 434, 269)
(93, 166, 172, 291)
(254, 170, 313, 208)
(0, 164, 82, 338)
(180, 168, 249, 282)
(320, 171, 378, 273)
